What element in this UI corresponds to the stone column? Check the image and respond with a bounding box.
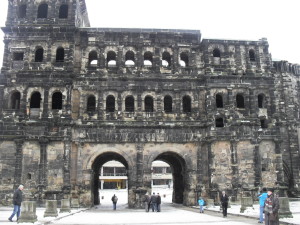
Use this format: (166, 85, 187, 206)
(42, 87, 49, 119)
(278, 197, 293, 218)
(44, 200, 58, 217)
(18, 201, 37, 223)
(38, 138, 48, 205)
(253, 142, 262, 187)
(63, 141, 71, 195)
(13, 139, 24, 189)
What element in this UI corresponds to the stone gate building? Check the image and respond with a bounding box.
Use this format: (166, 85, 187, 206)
(0, 0, 300, 207)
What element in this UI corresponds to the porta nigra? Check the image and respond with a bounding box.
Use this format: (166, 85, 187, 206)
(0, 0, 300, 208)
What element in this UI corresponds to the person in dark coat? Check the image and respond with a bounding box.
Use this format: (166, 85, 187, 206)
(156, 193, 161, 212)
(220, 191, 229, 218)
(143, 192, 151, 212)
(8, 185, 24, 222)
(150, 192, 157, 212)
(111, 194, 118, 210)
(264, 188, 280, 225)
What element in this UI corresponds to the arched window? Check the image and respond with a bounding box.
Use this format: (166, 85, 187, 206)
(52, 92, 62, 110)
(37, 3, 48, 18)
(35, 47, 44, 62)
(18, 4, 27, 18)
(164, 95, 172, 113)
(145, 96, 154, 112)
(125, 96, 134, 112)
(216, 94, 223, 108)
(236, 94, 245, 108)
(56, 47, 64, 62)
(144, 51, 153, 66)
(88, 51, 98, 66)
(106, 95, 115, 112)
(213, 48, 221, 57)
(258, 94, 265, 108)
(87, 95, 96, 112)
(162, 52, 171, 67)
(107, 51, 117, 67)
(215, 118, 224, 127)
(59, 4, 68, 19)
(182, 95, 191, 113)
(180, 52, 189, 67)
(10, 92, 21, 109)
(260, 119, 267, 129)
(125, 51, 135, 66)
(249, 49, 256, 62)
(30, 92, 41, 108)
(213, 48, 221, 65)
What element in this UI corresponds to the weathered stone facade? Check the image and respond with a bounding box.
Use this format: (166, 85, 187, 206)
(0, 0, 300, 207)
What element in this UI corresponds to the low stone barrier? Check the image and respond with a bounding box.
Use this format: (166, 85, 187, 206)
(278, 197, 293, 218)
(18, 201, 37, 223)
(240, 197, 253, 213)
(44, 200, 58, 217)
(60, 199, 71, 213)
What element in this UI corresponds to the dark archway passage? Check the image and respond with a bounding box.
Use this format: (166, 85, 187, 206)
(91, 152, 129, 205)
(154, 152, 186, 204)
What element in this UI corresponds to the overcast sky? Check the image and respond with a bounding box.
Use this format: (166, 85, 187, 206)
(0, 0, 299, 65)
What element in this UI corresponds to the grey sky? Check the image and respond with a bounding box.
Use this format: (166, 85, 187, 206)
(0, 0, 299, 65)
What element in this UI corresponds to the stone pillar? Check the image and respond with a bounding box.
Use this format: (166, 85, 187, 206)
(13, 139, 23, 189)
(63, 141, 71, 194)
(253, 143, 262, 187)
(240, 197, 253, 213)
(278, 197, 293, 218)
(38, 138, 48, 205)
(44, 200, 58, 217)
(18, 201, 37, 223)
(42, 87, 49, 119)
(71, 198, 80, 208)
(60, 199, 71, 213)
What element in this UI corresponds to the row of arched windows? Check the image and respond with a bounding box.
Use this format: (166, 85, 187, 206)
(17, 3, 69, 19)
(28, 47, 65, 63)
(213, 48, 257, 62)
(9, 91, 266, 112)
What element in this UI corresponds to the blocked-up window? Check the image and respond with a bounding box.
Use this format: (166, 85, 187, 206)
(13, 52, 24, 61)
(215, 118, 224, 127)
(182, 95, 191, 113)
(107, 51, 117, 66)
(30, 92, 41, 108)
(56, 47, 65, 62)
(18, 4, 27, 18)
(145, 96, 154, 112)
(164, 95, 172, 113)
(249, 49, 256, 62)
(162, 52, 171, 67)
(10, 92, 21, 109)
(52, 92, 62, 110)
(59, 5, 68, 19)
(88, 51, 98, 66)
(216, 94, 223, 108)
(125, 51, 135, 66)
(106, 95, 115, 112)
(236, 94, 245, 108)
(180, 52, 189, 67)
(37, 3, 48, 18)
(144, 51, 153, 66)
(125, 96, 134, 112)
(87, 95, 96, 112)
(258, 94, 265, 108)
(35, 47, 44, 62)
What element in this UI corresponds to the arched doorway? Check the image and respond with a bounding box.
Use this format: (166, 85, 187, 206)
(91, 152, 129, 205)
(153, 152, 186, 204)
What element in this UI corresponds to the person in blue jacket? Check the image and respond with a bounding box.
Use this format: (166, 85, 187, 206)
(257, 187, 268, 223)
(198, 197, 205, 213)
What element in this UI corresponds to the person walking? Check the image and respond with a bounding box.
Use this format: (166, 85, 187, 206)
(264, 188, 280, 225)
(150, 192, 157, 212)
(111, 194, 118, 210)
(258, 188, 268, 223)
(143, 192, 151, 212)
(198, 197, 205, 213)
(156, 193, 161, 212)
(8, 185, 24, 222)
(220, 191, 229, 218)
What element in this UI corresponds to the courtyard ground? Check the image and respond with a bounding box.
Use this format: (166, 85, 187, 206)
(0, 188, 299, 225)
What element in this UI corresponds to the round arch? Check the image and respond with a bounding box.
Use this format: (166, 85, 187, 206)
(91, 152, 130, 205)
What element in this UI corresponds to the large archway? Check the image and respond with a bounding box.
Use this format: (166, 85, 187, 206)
(153, 152, 186, 204)
(91, 152, 129, 205)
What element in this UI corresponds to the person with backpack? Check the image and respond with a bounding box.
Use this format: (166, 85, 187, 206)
(111, 194, 118, 210)
(198, 197, 205, 213)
